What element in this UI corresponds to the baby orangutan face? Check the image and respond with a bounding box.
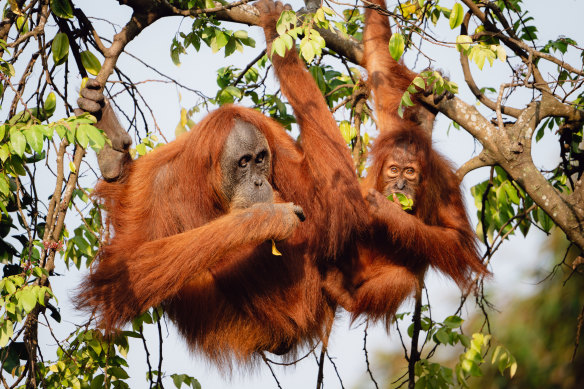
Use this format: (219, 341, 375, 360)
(381, 146, 421, 206)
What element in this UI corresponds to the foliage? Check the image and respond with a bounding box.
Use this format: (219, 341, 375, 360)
(388, 309, 516, 388)
(270, 7, 332, 63)
(0, 0, 582, 388)
(474, 237, 584, 388)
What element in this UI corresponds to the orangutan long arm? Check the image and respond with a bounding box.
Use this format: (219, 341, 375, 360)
(363, 0, 419, 132)
(257, 1, 354, 174)
(80, 203, 299, 328)
(369, 194, 486, 287)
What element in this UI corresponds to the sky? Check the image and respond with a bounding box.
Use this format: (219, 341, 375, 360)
(35, 0, 584, 388)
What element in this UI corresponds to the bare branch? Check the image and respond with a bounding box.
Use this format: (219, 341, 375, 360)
(6, 0, 49, 48)
(459, 11, 521, 118)
(456, 152, 496, 181)
(159, 0, 254, 16)
(420, 94, 499, 150)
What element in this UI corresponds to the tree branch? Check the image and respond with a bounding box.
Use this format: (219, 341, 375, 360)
(459, 11, 521, 118)
(88, 0, 584, 252)
(456, 151, 495, 181)
(420, 94, 499, 151)
(95, 10, 163, 88)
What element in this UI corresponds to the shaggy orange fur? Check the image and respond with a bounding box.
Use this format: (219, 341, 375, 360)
(77, 2, 366, 367)
(324, 0, 488, 326)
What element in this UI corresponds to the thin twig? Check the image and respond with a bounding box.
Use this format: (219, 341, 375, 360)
(363, 320, 379, 389)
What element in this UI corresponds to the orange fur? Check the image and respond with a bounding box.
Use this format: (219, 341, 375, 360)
(324, 0, 488, 326)
(362, 0, 438, 134)
(77, 21, 366, 367)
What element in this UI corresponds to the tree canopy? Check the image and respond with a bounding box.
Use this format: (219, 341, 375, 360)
(0, 0, 583, 388)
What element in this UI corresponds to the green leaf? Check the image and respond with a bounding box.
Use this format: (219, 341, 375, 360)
(108, 366, 129, 379)
(491, 345, 502, 364)
(0, 174, 9, 196)
(241, 36, 255, 49)
(412, 76, 426, 92)
(276, 10, 297, 35)
(0, 321, 13, 347)
(24, 126, 44, 154)
(449, 3, 464, 29)
(86, 125, 105, 150)
(90, 375, 105, 389)
(211, 31, 228, 53)
(391, 192, 414, 211)
(224, 37, 236, 57)
(136, 143, 147, 156)
(172, 374, 185, 388)
(5, 279, 16, 294)
(70, 377, 81, 389)
(282, 33, 294, 50)
(34, 124, 53, 139)
(272, 37, 287, 58)
(401, 91, 414, 107)
(171, 47, 181, 66)
(308, 66, 326, 94)
(8, 110, 31, 125)
(54, 124, 67, 139)
(233, 30, 248, 40)
(388, 33, 405, 61)
(472, 47, 486, 69)
(21, 289, 37, 312)
(50, 0, 73, 19)
(434, 328, 450, 344)
(459, 334, 471, 348)
(36, 286, 47, 306)
(300, 38, 315, 63)
(444, 315, 464, 328)
(461, 359, 474, 374)
(224, 86, 242, 99)
(44, 92, 57, 116)
(9, 129, 26, 157)
(456, 34, 472, 52)
(52, 32, 69, 65)
(76, 124, 90, 148)
(16, 16, 29, 33)
(311, 39, 323, 58)
(32, 267, 44, 278)
(0, 145, 9, 163)
(80, 51, 102, 76)
(502, 181, 520, 205)
(537, 207, 553, 232)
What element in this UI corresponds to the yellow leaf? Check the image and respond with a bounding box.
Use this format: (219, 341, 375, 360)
(80, 50, 102, 76)
(456, 34, 473, 52)
(69, 161, 76, 173)
(180, 108, 188, 127)
(496, 45, 507, 62)
(79, 77, 88, 97)
(271, 240, 282, 256)
(400, 2, 417, 18)
(510, 361, 517, 378)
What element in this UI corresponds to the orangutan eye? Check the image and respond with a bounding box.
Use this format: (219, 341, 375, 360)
(389, 166, 399, 174)
(256, 151, 266, 164)
(405, 168, 415, 175)
(239, 156, 251, 168)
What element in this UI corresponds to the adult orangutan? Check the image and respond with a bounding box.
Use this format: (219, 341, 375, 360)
(77, 0, 366, 366)
(324, 0, 488, 325)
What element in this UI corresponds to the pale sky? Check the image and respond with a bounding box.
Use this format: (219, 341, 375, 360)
(37, 1, 584, 388)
